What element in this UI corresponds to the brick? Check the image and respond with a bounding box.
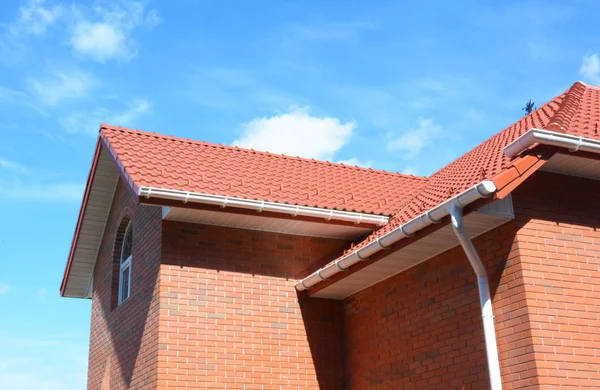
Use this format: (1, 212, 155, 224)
(87, 172, 600, 389)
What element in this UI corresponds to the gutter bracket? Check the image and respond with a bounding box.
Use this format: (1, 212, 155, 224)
(569, 137, 583, 152)
(376, 238, 391, 249)
(400, 225, 414, 237)
(356, 251, 368, 261)
(336, 261, 348, 271)
(425, 211, 440, 224)
(316, 269, 328, 281)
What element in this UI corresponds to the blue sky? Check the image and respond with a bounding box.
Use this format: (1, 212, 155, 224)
(0, 0, 599, 388)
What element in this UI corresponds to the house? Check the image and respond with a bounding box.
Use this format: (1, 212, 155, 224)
(61, 81, 600, 389)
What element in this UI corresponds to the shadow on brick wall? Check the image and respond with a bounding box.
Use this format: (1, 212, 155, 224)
(90, 192, 162, 389)
(160, 220, 350, 388)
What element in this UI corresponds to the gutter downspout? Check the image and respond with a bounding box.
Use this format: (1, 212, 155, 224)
(448, 204, 503, 390)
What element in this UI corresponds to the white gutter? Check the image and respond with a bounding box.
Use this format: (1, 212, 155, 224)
(293, 127, 600, 389)
(448, 204, 502, 390)
(504, 128, 600, 158)
(295, 180, 497, 291)
(138, 186, 389, 226)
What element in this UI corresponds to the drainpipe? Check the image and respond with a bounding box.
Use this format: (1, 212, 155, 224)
(448, 204, 503, 390)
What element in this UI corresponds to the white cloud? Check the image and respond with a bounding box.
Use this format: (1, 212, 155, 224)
(70, 22, 131, 62)
(401, 167, 419, 176)
(0, 157, 29, 174)
(0, 0, 62, 65)
(110, 99, 151, 124)
(145, 9, 163, 28)
(0, 283, 10, 295)
(0, 86, 28, 101)
(337, 157, 375, 168)
(2, 1, 160, 63)
(0, 182, 83, 202)
(580, 54, 600, 84)
(466, 108, 484, 122)
(61, 99, 151, 135)
(386, 117, 442, 159)
(69, 2, 161, 62)
(8, 0, 63, 37)
(28, 71, 94, 107)
(59, 111, 102, 136)
(233, 106, 355, 160)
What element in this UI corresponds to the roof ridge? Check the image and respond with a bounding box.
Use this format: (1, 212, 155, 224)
(100, 124, 428, 181)
(576, 80, 600, 90)
(419, 90, 567, 180)
(544, 81, 588, 133)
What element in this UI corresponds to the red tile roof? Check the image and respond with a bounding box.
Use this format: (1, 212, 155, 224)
(100, 125, 428, 216)
(338, 81, 600, 256)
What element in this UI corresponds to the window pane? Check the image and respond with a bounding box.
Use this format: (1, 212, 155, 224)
(121, 267, 130, 302)
(121, 223, 133, 263)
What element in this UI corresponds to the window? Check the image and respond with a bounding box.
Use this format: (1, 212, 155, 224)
(118, 221, 133, 304)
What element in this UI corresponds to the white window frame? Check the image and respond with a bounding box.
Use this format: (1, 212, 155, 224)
(118, 222, 132, 305)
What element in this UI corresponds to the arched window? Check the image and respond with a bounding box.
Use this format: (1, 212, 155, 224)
(118, 221, 133, 304)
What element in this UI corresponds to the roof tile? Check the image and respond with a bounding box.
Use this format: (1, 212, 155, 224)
(338, 81, 600, 257)
(100, 125, 428, 216)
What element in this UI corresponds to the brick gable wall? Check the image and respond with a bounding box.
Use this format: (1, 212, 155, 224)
(343, 221, 515, 389)
(87, 180, 163, 389)
(511, 172, 600, 388)
(343, 172, 600, 389)
(157, 221, 350, 389)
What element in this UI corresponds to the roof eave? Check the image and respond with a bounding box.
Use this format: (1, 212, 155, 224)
(504, 128, 600, 158)
(296, 180, 497, 291)
(60, 139, 103, 297)
(138, 186, 389, 226)
(298, 128, 600, 293)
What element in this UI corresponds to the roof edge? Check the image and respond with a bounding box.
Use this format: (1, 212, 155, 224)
(295, 180, 496, 291)
(60, 139, 103, 297)
(61, 131, 139, 298)
(504, 128, 600, 158)
(139, 186, 389, 226)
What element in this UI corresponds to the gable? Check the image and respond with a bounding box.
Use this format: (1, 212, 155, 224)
(61, 144, 120, 298)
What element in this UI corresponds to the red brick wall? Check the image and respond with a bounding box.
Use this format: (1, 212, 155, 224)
(344, 223, 517, 389)
(157, 221, 349, 389)
(87, 180, 163, 389)
(510, 172, 600, 388)
(87, 171, 600, 389)
(343, 172, 600, 389)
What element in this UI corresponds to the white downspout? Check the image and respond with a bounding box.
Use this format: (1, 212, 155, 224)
(448, 204, 503, 390)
